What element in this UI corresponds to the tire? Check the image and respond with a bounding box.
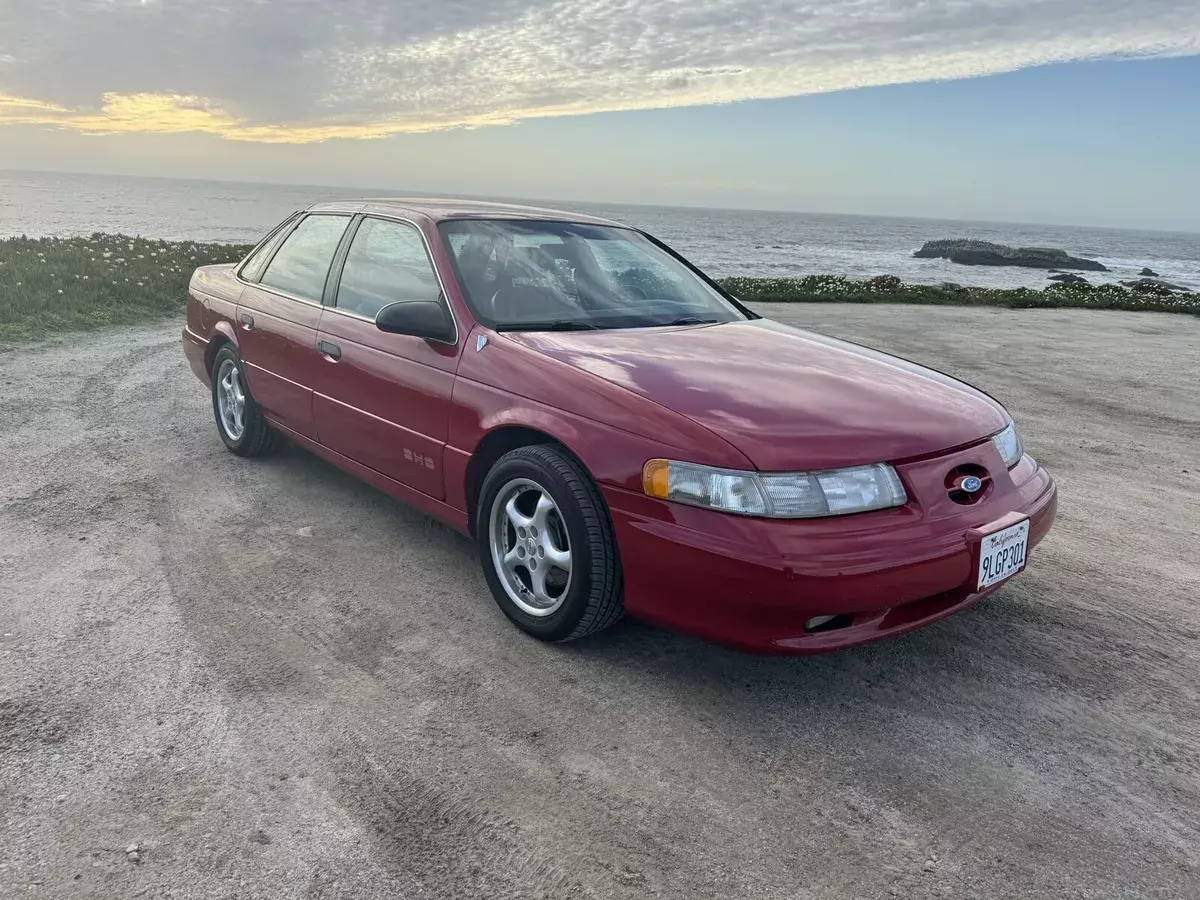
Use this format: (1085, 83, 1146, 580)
(477, 445, 624, 642)
(210, 344, 281, 457)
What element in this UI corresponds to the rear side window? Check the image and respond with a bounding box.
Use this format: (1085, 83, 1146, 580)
(239, 212, 300, 282)
(260, 214, 350, 302)
(335, 217, 441, 319)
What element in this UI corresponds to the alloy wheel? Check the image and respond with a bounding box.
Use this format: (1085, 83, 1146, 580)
(488, 478, 573, 616)
(216, 358, 246, 441)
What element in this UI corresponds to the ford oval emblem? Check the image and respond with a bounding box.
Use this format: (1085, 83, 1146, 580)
(961, 476, 983, 494)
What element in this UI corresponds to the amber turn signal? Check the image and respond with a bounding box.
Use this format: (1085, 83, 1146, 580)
(642, 459, 670, 499)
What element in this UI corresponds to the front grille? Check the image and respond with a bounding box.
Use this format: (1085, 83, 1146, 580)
(945, 463, 992, 505)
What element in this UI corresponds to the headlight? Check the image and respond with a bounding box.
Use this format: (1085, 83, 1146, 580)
(642, 459, 907, 518)
(991, 422, 1023, 468)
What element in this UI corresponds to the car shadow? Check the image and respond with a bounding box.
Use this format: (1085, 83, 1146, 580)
(262, 440, 1093, 735)
(552, 577, 1094, 736)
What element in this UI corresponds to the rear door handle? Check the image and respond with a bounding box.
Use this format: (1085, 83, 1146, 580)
(239, 313, 254, 330)
(317, 340, 342, 361)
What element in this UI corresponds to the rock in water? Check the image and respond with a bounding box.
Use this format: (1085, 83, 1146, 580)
(1048, 273, 1089, 284)
(1140, 267, 1159, 277)
(914, 239, 1108, 272)
(1122, 278, 1192, 294)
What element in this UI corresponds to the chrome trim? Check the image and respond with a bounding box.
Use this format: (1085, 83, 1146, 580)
(236, 282, 415, 328)
(324, 303, 385, 325)
(234, 212, 460, 346)
(305, 202, 368, 215)
(243, 359, 308, 391)
(236, 278, 326, 310)
(315, 391, 433, 441)
(182, 324, 209, 345)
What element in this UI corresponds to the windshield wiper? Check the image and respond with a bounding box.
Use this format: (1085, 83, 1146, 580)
(666, 316, 721, 326)
(495, 320, 601, 332)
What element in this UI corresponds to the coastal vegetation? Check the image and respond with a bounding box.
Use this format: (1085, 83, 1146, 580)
(721, 273, 1198, 315)
(0, 234, 255, 341)
(1, 234, 1196, 342)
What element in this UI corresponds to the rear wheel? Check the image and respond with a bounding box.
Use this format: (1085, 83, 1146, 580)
(477, 445, 624, 642)
(210, 345, 281, 457)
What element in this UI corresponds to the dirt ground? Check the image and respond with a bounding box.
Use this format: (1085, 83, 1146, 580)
(1, 303, 1197, 900)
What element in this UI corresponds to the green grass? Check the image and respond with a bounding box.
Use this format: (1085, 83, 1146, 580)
(0, 234, 253, 342)
(2, 235, 1196, 343)
(718, 273, 1200, 315)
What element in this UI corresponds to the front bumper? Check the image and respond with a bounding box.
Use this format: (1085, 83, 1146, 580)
(603, 456, 1058, 655)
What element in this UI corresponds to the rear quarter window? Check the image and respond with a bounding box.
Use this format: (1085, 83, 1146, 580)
(239, 213, 301, 283)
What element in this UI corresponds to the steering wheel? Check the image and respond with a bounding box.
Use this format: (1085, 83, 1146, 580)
(490, 285, 584, 320)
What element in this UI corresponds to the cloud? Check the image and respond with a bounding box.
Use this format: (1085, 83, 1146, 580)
(0, 0, 1197, 143)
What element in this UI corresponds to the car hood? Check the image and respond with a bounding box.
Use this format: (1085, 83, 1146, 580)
(501, 319, 1009, 471)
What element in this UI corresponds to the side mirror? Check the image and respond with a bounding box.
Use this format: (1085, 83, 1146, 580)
(375, 300, 455, 343)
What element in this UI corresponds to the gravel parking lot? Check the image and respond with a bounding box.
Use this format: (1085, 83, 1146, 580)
(1, 303, 1198, 899)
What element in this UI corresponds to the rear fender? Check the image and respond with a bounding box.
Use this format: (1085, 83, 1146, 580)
(211, 318, 239, 351)
(203, 318, 241, 375)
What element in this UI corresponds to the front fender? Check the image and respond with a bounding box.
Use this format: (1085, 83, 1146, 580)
(445, 377, 755, 513)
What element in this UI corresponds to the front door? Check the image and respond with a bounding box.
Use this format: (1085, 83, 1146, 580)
(312, 216, 460, 499)
(236, 213, 352, 440)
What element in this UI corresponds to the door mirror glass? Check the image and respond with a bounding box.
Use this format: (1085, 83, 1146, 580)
(375, 300, 455, 343)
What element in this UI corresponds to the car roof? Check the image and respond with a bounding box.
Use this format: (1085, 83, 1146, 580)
(305, 197, 626, 228)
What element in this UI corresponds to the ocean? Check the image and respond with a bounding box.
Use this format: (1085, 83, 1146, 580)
(2, 169, 1197, 291)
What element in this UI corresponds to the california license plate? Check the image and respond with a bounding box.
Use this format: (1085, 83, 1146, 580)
(977, 519, 1030, 590)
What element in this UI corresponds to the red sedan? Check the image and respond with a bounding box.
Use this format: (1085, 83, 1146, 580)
(183, 199, 1057, 654)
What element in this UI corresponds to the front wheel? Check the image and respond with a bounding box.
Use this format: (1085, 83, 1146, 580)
(477, 445, 624, 642)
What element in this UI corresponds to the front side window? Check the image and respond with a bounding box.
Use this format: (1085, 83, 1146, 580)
(438, 220, 749, 331)
(336, 217, 441, 319)
(259, 214, 350, 302)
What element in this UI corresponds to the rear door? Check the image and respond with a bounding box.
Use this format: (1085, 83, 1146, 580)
(312, 215, 461, 499)
(236, 213, 352, 439)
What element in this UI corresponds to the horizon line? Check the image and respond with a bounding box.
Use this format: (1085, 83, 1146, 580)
(2, 165, 1198, 237)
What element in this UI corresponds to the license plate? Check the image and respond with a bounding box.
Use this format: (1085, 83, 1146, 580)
(977, 519, 1030, 590)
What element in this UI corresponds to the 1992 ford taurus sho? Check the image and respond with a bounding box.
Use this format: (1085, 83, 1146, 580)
(183, 200, 1057, 654)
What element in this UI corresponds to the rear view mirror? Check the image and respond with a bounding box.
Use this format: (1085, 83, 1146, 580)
(375, 300, 455, 343)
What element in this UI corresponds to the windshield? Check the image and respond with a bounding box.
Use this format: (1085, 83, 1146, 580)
(438, 219, 750, 331)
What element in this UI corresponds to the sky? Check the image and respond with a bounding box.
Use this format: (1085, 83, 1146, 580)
(1, 1, 1198, 230)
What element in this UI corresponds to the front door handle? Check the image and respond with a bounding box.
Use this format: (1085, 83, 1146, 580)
(239, 313, 254, 330)
(317, 340, 342, 361)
